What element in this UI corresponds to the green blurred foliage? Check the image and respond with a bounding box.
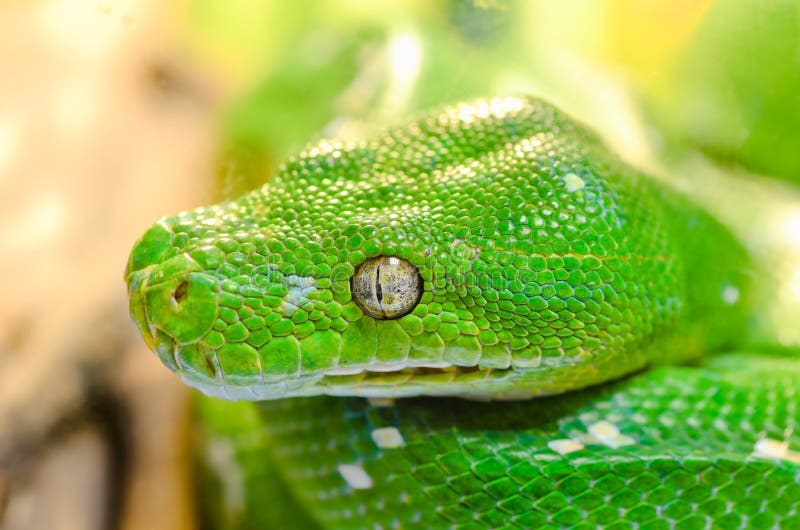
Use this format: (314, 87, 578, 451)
(644, 0, 800, 182)
(179, 0, 800, 191)
(181, 0, 558, 195)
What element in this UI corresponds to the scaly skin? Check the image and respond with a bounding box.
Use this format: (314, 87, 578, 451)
(195, 354, 800, 529)
(125, 97, 798, 528)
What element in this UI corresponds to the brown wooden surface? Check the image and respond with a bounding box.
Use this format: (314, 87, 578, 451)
(0, 2, 224, 528)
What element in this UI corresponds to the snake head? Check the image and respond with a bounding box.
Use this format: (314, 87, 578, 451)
(126, 96, 751, 401)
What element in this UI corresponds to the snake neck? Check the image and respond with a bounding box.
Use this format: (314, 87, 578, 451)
(669, 155, 800, 351)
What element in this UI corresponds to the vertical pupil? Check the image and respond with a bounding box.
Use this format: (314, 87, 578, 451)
(375, 265, 383, 303)
(351, 256, 421, 320)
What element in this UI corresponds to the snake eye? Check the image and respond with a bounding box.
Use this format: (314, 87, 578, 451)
(351, 256, 423, 319)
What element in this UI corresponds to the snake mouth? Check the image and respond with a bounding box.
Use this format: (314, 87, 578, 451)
(317, 364, 502, 396)
(125, 307, 603, 401)
(174, 362, 510, 401)
(171, 357, 599, 401)
(170, 352, 596, 401)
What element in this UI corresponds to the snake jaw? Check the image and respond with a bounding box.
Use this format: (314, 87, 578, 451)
(160, 352, 616, 401)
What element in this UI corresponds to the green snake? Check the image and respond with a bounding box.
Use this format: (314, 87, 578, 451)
(125, 97, 800, 529)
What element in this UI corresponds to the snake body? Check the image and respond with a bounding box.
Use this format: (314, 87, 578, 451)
(125, 97, 799, 528)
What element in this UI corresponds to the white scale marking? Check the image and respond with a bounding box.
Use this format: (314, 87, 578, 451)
(753, 438, 800, 464)
(587, 421, 636, 448)
(722, 285, 740, 305)
(338, 463, 374, 489)
(564, 172, 585, 192)
(280, 275, 317, 316)
(548, 439, 585, 455)
(371, 427, 405, 449)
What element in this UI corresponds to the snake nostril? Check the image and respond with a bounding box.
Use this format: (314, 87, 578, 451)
(139, 261, 218, 345)
(173, 280, 189, 304)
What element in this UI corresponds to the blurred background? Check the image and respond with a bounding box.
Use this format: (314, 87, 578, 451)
(1, 1, 799, 529)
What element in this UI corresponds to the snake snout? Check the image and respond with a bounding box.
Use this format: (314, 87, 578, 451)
(126, 222, 222, 381)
